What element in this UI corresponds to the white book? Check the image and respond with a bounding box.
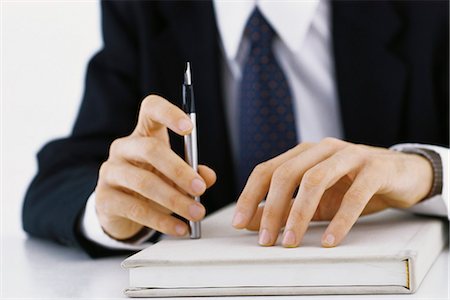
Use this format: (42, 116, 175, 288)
(122, 204, 448, 297)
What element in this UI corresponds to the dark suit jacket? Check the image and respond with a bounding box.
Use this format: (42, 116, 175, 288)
(23, 1, 449, 258)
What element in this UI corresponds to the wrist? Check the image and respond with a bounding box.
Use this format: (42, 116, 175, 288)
(410, 154, 434, 201)
(400, 148, 443, 201)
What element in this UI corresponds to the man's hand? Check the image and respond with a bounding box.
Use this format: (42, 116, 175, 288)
(232, 138, 433, 248)
(95, 95, 216, 240)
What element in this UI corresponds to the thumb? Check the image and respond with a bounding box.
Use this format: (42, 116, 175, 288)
(133, 94, 193, 137)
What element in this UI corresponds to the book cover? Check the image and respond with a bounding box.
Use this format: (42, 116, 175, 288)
(122, 205, 448, 297)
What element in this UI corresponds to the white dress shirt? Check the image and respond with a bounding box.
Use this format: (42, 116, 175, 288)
(80, 0, 449, 250)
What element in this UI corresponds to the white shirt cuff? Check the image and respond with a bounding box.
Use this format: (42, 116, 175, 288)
(80, 192, 157, 250)
(390, 143, 449, 219)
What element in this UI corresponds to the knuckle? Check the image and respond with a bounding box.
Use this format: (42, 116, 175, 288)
(321, 137, 342, 149)
(98, 199, 115, 217)
(329, 153, 345, 170)
(297, 141, 313, 149)
(165, 193, 179, 210)
(351, 145, 373, 165)
(132, 172, 149, 192)
(272, 166, 294, 185)
(98, 163, 107, 178)
(252, 161, 272, 177)
(347, 144, 365, 158)
(109, 138, 124, 157)
(302, 169, 326, 189)
(262, 207, 278, 222)
(127, 202, 144, 220)
(173, 163, 187, 178)
(345, 188, 367, 206)
(154, 215, 171, 232)
(236, 193, 253, 209)
(94, 191, 109, 213)
(337, 210, 355, 224)
(366, 157, 383, 172)
(289, 208, 307, 224)
(98, 162, 112, 183)
(142, 94, 159, 110)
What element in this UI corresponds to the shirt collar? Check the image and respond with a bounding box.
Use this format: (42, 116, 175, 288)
(213, 0, 321, 61)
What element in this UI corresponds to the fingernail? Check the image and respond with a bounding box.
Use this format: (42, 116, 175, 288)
(259, 229, 271, 245)
(232, 212, 245, 227)
(282, 230, 296, 247)
(178, 119, 192, 132)
(191, 178, 206, 194)
(175, 224, 187, 236)
(189, 203, 204, 220)
(323, 233, 335, 247)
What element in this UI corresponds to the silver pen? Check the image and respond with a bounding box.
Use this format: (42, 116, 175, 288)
(183, 62, 201, 239)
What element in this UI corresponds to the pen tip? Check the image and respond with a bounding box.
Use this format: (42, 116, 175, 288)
(184, 62, 192, 85)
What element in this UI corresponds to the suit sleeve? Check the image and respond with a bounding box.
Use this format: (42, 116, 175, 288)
(22, 1, 148, 258)
(435, 1, 449, 143)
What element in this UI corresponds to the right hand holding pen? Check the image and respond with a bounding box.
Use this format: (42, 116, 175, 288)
(95, 95, 216, 240)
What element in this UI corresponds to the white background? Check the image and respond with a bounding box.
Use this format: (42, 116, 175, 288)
(1, 3, 448, 299)
(2, 1, 101, 237)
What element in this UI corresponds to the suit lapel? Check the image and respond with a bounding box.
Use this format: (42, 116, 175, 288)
(332, 1, 406, 147)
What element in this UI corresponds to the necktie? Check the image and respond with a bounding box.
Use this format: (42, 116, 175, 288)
(238, 9, 298, 189)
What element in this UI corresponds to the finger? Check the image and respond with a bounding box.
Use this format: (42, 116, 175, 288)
(102, 161, 206, 222)
(245, 206, 264, 231)
(110, 136, 206, 196)
(311, 176, 351, 221)
(198, 165, 217, 188)
(233, 142, 313, 230)
(257, 163, 298, 245)
(321, 169, 380, 247)
(246, 202, 293, 231)
(101, 190, 189, 237)
(258, 138, 348, 246)
(281, 144, 365, 247)
(309, 175, 387, 221)
(134, 94, 193, 137)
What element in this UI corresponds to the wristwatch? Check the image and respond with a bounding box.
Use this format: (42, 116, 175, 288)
(399, 147, 443, 199)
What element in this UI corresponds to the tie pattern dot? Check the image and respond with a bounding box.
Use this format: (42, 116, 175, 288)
(238, 9, 298, 189)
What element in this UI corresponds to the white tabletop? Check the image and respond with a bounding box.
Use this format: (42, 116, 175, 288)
(1, 235, 448, 299)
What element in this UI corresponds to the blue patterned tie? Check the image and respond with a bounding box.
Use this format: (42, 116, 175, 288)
(238, 9, 298, 189)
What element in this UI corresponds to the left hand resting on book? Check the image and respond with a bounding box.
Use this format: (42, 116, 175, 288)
(232, 137, 433, 248)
